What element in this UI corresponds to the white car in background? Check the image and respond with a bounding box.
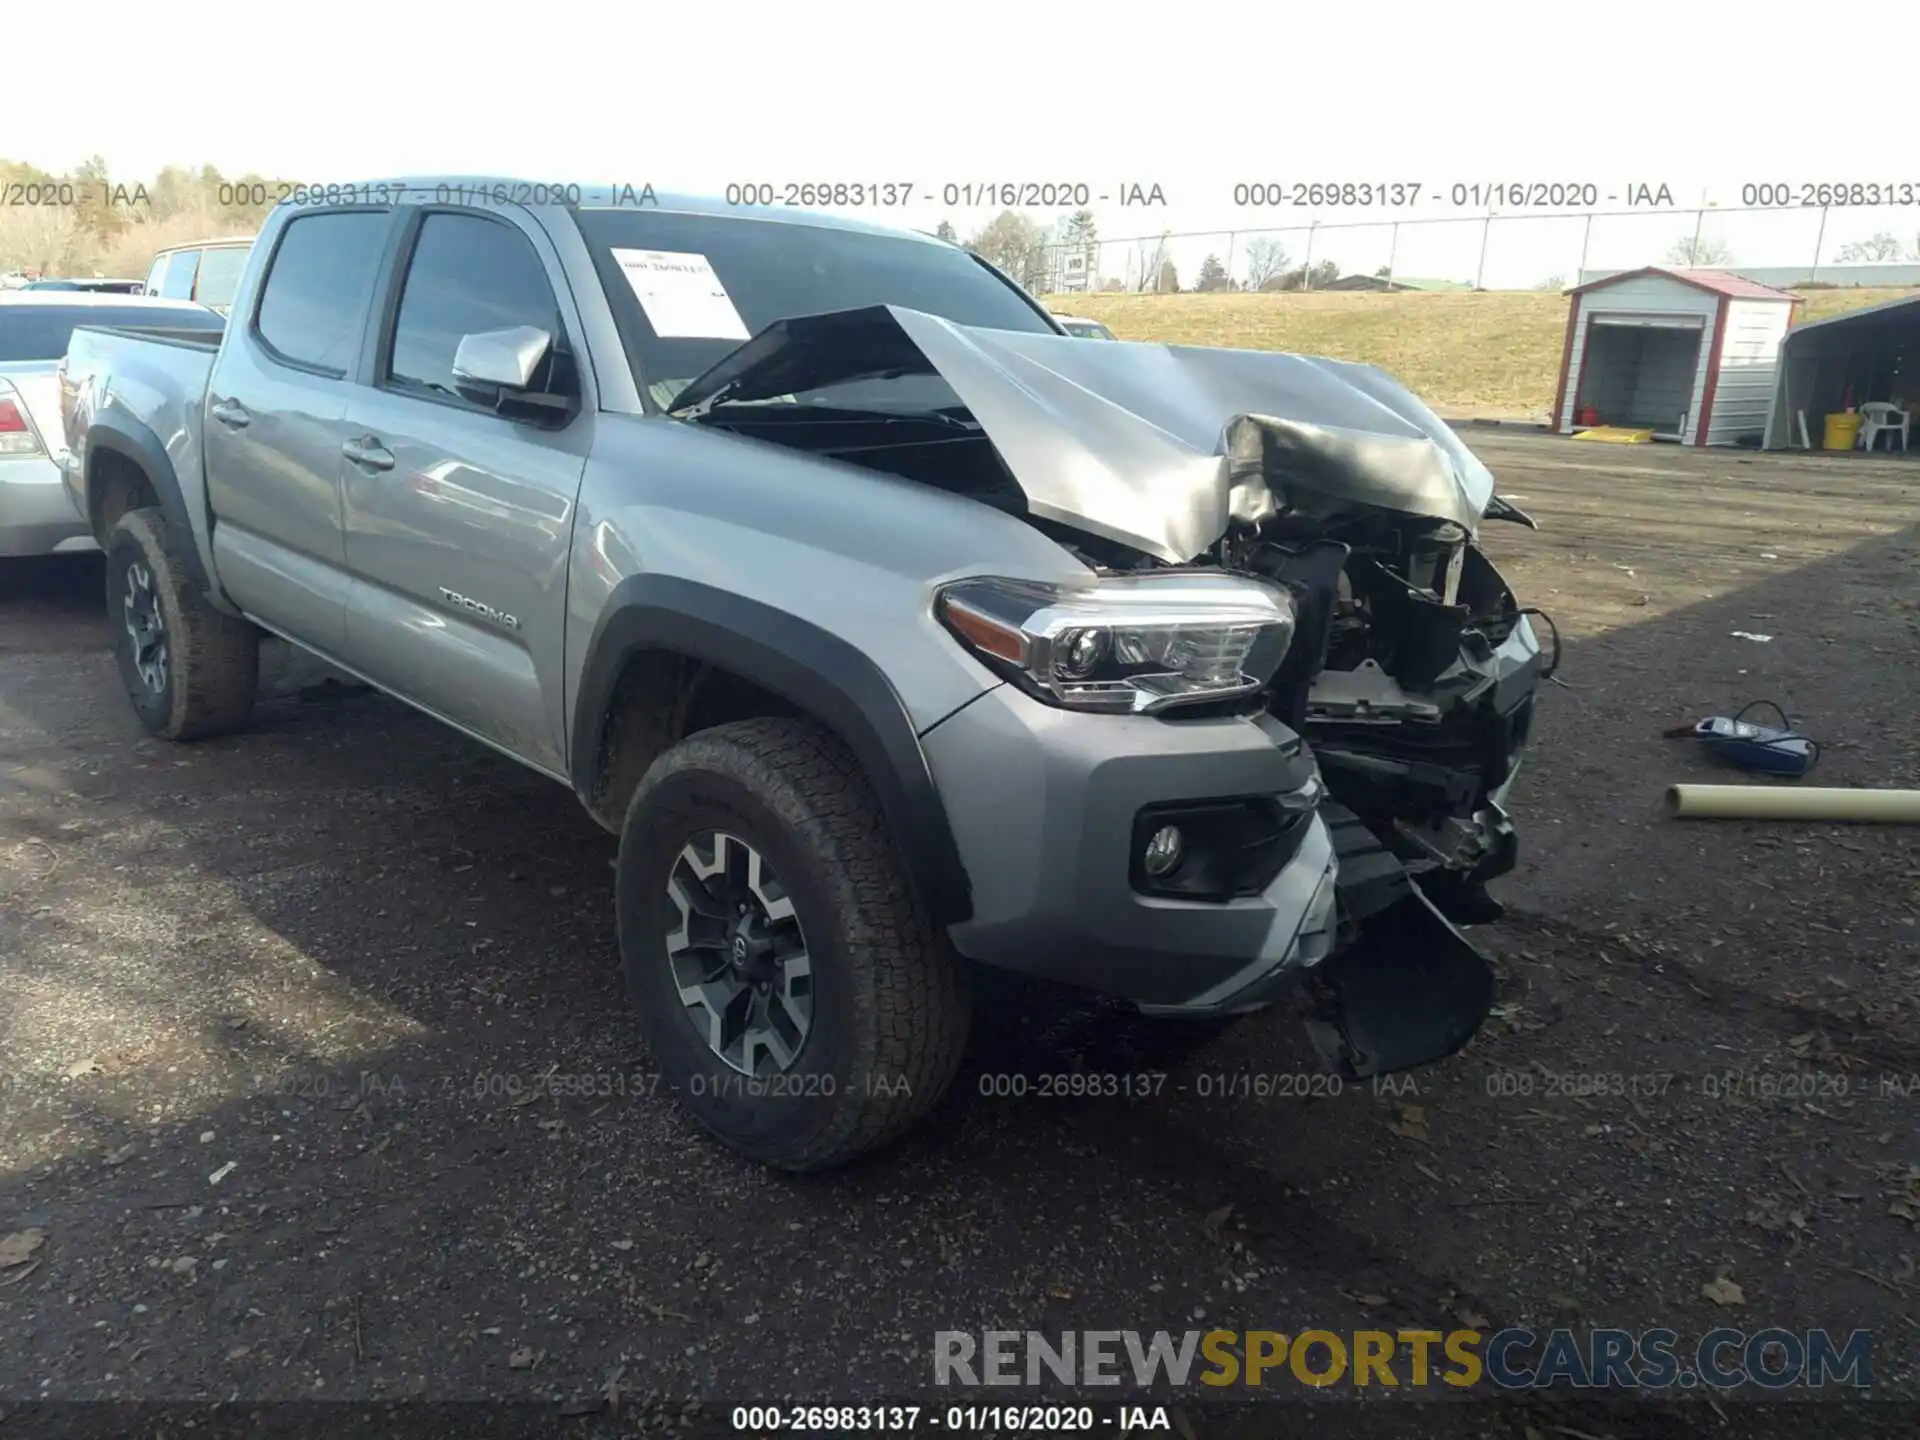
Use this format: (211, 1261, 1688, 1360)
(0, 293, 226, 556)
(1052, 313, 1117, 340)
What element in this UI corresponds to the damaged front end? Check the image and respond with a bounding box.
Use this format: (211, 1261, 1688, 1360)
(669, 304, 1557, 1078)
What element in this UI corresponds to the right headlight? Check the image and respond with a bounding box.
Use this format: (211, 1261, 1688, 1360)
(935, 572, 1297, 715)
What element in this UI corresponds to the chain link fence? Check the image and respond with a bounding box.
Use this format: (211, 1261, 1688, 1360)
(1028, 204, 1920, 296)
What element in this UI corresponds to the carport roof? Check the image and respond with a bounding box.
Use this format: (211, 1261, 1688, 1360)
(1783, 290, 1920, 336)
(1566, 267, 1797, 301)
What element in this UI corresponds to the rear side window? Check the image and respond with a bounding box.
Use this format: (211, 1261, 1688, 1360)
(385, 212, 564, 405)
(192, 247, 250, 310)
(254, 211, 389, 375)
(158, 250, 199, 300)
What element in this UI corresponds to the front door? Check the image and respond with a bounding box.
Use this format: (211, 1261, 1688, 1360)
(338, 207, 591, 777)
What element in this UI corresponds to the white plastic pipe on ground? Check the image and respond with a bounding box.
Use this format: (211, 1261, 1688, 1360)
(1666, 785, 1920, 823)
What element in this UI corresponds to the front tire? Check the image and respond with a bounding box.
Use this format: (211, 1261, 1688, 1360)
(106, 508, 258, 740)
(615, 717, 969, 1171)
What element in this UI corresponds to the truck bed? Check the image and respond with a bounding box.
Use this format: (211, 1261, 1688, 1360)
(60, 324, 223, 550)
(74, 323, 225, 351)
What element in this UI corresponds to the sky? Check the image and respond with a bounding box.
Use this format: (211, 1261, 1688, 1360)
(6, 0, 1910, 290)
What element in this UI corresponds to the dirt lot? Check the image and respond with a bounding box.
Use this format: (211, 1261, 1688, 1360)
(1036, 289, 1920, 419)
(2, 433, 1918, 1437)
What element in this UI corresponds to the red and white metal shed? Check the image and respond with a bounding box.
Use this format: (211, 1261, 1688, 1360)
(1550, 268, 1801, 445)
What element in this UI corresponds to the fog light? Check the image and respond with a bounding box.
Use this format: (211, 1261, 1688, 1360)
(1142, 824, 1184, 877)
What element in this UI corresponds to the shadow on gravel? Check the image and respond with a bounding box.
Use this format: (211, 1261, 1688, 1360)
(1, 520, 1916, 1420)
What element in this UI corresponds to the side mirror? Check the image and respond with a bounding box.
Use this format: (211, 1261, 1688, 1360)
(451, 325, 553, 391)
(451, 325, 575, 420)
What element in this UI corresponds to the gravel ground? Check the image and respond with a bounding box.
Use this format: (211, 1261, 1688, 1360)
(2, 434, 1917, 1438)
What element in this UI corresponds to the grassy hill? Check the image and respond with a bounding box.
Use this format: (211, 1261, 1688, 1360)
(1038, 288, 1919, 419)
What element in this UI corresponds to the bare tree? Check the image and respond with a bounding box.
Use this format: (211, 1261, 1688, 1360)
(0, 203, 81, 276)
(1535, 274, 1566, 291)
(967, 210, 1049, 292)
(1664, 234, 1735, 266)
(1834, 232, 1903, 263)
(1242, 236, 1291, 290)
(1132, 232, 1172, 293)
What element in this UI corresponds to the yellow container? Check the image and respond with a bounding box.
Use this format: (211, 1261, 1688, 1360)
(1823, 412, 1862, 451)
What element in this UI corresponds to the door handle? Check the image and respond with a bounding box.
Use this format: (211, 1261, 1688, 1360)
(209, 398, 251, 429)
(342, 435, 395, 472)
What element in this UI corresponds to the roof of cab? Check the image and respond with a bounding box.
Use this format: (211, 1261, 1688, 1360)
(152, 236, 255, 254)
(333, 176, 950, 246)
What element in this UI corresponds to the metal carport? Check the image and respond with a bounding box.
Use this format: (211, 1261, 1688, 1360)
(1763, 294, 1920, 450)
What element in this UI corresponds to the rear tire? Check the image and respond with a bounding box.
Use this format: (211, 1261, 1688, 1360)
(106, 508, 258, 741)
(615, 717, 970, 1171)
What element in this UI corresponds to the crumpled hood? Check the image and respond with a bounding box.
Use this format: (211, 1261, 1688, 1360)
(670, 304, 1497, 564)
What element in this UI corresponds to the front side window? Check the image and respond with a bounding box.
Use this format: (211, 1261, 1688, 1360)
(253, 210, 390, 374)
(143, 255, 168, 295)
(384, 212, 565, 407)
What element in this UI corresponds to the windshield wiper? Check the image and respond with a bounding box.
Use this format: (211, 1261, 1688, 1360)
(679, 393, 980, 434)
(671, 377, 742, 421)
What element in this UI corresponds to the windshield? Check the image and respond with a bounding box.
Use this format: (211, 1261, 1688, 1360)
(0, 304, 225, 361)
(573, 209, 1056, 409)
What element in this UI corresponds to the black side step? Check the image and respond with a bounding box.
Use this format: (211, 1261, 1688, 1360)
(1301, 803, 1496, 1078)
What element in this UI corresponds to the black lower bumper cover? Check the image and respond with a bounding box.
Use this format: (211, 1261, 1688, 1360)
(1297, 804, 1495, 1078)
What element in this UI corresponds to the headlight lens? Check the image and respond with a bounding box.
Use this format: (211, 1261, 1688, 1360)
(935, 572, 1297, 714)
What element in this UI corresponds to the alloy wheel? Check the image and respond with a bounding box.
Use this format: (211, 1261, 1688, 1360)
(663, 831, 813, 1075)
(123, 561, 168, 694)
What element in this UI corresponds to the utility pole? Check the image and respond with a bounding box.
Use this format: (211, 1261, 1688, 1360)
(1302, 221, 1317, 290)
(1385, 221, 1398, 286)
(1577, 211, 1593, 282)
(1475, 210, 1493, 290)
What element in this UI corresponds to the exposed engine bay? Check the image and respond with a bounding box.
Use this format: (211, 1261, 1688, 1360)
(671, 304, 1558, 1074)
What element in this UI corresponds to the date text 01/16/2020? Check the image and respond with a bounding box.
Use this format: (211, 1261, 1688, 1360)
(972, 1071, 1347, 1101)
(1225, 181, 1679, 209)
(728, 1404, 1169, 1432)
(721, 182, 1167, 209)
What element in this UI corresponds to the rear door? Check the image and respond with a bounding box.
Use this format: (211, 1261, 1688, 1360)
(202, 207, 397, 654)
(338, 205, 591, 776)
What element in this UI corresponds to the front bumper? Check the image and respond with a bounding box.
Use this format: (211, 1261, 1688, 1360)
(0, 455, 94, 556)
(923, 683, 1341, 1015)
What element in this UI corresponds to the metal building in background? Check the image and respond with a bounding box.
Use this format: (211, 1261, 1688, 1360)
(1761, 292, 1920, 450)
(1550, 268, 1799, 446)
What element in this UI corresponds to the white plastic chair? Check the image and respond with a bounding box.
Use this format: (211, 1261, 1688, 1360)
(1857, 402, 1910, 452)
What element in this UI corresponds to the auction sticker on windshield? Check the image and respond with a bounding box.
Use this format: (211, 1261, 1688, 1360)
(610, 248, 750, 340)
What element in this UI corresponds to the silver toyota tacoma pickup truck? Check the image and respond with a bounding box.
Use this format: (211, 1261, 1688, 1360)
(59, 179, 1551, 1170)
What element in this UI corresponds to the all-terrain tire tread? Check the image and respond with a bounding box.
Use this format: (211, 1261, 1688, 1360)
(111, 508, 258, 741)
(627, 716, 969, 1171)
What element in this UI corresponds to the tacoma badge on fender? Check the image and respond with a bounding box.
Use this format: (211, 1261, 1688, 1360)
(439, 588, 520, 630)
